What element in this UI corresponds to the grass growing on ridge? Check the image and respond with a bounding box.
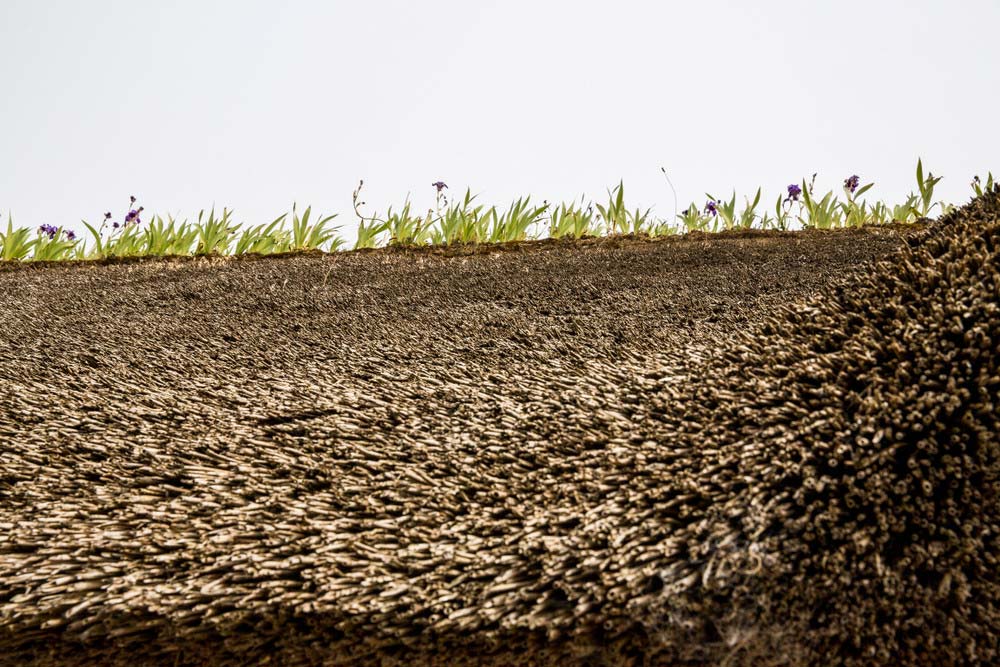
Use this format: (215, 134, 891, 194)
(1, 160, 992, 263)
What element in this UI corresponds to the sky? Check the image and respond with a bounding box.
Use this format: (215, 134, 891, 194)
(2, 0, 998, 244)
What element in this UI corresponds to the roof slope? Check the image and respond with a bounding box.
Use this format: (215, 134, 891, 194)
(1, 212, 996, 665)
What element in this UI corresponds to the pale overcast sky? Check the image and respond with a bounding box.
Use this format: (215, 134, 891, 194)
(2, 0, 998, 243)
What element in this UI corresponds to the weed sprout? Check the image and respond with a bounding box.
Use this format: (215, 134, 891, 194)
(972, 173, 995, 197)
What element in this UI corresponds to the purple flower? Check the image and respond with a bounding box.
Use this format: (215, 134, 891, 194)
(104, 212, 112, 220)
(65, 230, 76, 241)
(844, 175, 860, 194)
(113, 222, 120, 229)
(38, 224, 59, 239)
(704, 200, 718, 216)
(130, 196, 136, 205)
(786, 184, 802, 202)
(123, 206, 144, 225)
(432, 181, 448, 193)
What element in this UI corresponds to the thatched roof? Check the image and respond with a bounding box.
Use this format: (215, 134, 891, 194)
(0, 207, 996, 665)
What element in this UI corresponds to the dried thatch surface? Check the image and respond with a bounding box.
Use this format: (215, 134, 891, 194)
(0, 205, 996, 665)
